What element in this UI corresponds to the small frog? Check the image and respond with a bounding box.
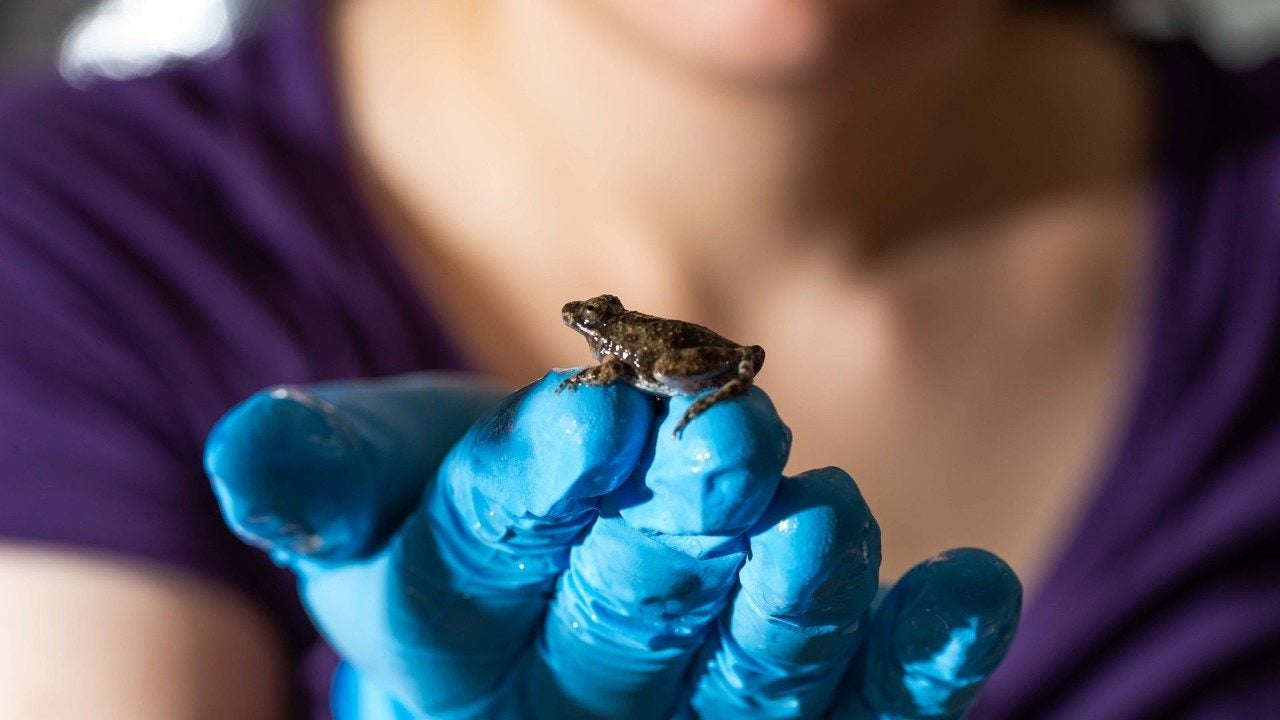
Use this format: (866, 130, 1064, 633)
(559, 294, 765, 436)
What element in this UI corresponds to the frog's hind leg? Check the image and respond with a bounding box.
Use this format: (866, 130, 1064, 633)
(556, 354, 633, 393)
(662, 345, 764, 436)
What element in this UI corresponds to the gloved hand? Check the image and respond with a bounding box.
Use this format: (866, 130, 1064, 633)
(204, 370, 1021, 719)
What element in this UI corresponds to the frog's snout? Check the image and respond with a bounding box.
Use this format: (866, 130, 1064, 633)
(561, 301, 581, 327)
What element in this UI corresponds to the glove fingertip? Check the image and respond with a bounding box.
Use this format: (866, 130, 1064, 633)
(852, 548, 1021, 718)
(896, 548, 1023, 655)
(620, 387, 791, 537)
(740, 467, 882, 623)
(205, 386, 373, 563)
(452, 370, 654, 517)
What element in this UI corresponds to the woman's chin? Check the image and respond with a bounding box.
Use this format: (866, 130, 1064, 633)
(583, 0, 1000, 88)
(598, 0, 842, 85)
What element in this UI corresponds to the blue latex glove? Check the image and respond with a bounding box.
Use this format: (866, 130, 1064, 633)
(204, 370, 1021, 719)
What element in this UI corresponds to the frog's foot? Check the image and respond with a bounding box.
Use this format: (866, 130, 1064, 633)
(556, 355, 631, 394)
(673, 379, 748, 436)
(672, 350, 761, 437)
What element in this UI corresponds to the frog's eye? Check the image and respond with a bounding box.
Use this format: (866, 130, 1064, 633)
(581, 302, 602, 323)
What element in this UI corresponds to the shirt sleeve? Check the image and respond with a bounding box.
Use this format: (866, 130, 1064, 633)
(0, 191, 238, 586)
(0, 78, 284, 590)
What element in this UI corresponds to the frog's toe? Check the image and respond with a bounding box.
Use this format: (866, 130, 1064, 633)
(671, 415, 691, 438)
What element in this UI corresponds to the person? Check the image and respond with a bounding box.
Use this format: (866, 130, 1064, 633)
(0, 0, 1276, 717)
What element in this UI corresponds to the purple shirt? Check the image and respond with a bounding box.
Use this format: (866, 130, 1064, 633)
(1, 2, 1277, 718)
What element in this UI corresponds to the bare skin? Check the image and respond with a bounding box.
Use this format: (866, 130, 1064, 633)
(0, 544, 289, 720)
(334, 0, 1149, 583)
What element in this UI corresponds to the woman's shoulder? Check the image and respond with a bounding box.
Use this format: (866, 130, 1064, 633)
(0, 0, 449, 467)
(0, 1, 346, 220)
(0, 4, 436, 396)
(0, 3, 345, 283)
(0, 60, 329, 397)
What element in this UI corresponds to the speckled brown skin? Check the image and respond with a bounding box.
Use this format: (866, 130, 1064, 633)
(559, 295, 765, 435)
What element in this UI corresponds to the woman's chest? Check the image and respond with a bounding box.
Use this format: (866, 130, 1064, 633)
(754, 206, 1147, 581)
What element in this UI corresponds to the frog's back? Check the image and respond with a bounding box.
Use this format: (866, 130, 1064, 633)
(616, 312, 739, 350)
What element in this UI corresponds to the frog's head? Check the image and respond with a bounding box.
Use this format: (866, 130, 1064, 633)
(562, 294, 625, 338)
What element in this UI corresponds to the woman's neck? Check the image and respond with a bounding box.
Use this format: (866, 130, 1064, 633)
(333, 0, 1148, 360)
(481, 0, 990, 260)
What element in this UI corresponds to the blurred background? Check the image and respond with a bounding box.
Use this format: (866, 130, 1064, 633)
(0, 0, 276, 81)
(1, 0, 1278, 84)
